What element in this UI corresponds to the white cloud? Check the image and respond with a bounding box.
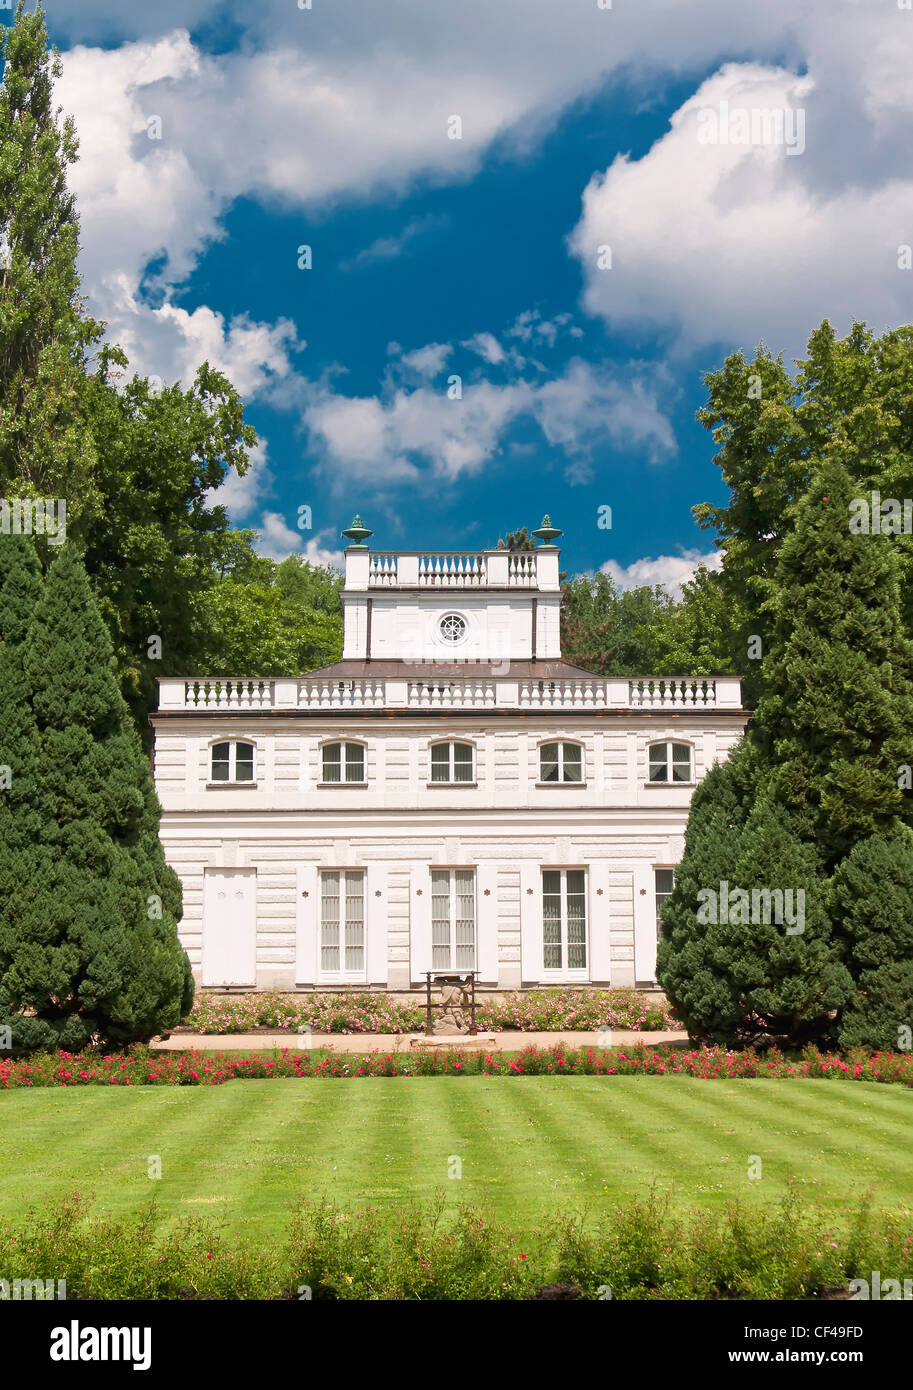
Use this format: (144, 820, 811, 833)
(569, 60, 913, 354)
(462, 332, 507, 365)
(55, 33, 304, 394)
(398, 343, 453, 377)
(49, 2, 913, 398)
(601, 549, 721, 599)
(534, 360, 677, 477)
(303, 352, 675, 489)
(301, 533, 346, 571)
(209, 439, 273, 522)
(253, 516, 344, 568)
(340, 214, 447, 270)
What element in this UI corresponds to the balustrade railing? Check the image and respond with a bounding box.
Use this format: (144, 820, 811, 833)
(628, 678, 717, 708)
(182, 679, 274, 709)
(163, 675, 729, 711)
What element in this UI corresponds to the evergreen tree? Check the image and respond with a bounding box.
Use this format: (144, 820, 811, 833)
(0, 548, 192, 1052)
(657, 743, 757, 1038)
(0, 534, 44, 859)
(830, 827, 913, 1050)
(660, 783, 851, 1045)
(753, 457, 913, 871)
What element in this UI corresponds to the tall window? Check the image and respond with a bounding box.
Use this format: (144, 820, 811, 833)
(430, 741, 474, 783)
(542, 869, 587, 972)
(655, 868, 675, 938)
(431, 869, 476, 970)
(320, 871, 365, 977)
(210, 740, 255, 782)
(321, 742, 366, 784)
(648, 741, 692, 783)
(540, 741, 583, 783)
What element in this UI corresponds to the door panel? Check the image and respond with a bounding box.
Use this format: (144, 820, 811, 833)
(202, 868, 256, 986)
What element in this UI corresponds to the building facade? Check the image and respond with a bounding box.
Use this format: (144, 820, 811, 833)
(150, 525, 748, 992)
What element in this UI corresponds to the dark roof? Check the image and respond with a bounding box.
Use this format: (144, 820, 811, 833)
(299, 659, 604, 680)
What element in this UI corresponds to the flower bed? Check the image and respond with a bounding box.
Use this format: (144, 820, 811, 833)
(2, 1043, 912, 1088)
(184, 987, 678, 1035)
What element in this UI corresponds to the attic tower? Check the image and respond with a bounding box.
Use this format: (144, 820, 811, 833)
(339, 516, 564, 668)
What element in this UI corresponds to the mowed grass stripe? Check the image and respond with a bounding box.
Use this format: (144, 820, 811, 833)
(457, 1079, 593, 1218)
(533, 1079, 761, 1205)
(600, 1079, 913, 1208)
(4, 1077, 912, 1237)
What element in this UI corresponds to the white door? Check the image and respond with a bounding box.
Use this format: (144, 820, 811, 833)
(202, 868, 257, 986)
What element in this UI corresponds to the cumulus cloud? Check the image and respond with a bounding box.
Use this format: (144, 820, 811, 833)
(601, 549, 721, 599)
(397, 343, 453, 378)
(55, 33, 304, 393)
(303, 351, 675, 490)
(51, 2, 913, 393)
(253, 516, 344, 568)
(461, 332, 507, 365)
(569, 59, 913, 354)
(209, 439, 274, 522)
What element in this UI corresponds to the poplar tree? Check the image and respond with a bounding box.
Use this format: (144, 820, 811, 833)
(0, 548, 192, 1052)
(0, 1, 101, 511)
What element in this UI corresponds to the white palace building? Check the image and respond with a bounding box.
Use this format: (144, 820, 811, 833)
(150, 518, 748, 994)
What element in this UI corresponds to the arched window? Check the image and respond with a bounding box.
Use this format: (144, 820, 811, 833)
(210, 740, 255, 783)
(539, 741, 583, 783)
(648, 741, 692, 783)
(430, 740, 474, 783)
(321, 741, 366, 784)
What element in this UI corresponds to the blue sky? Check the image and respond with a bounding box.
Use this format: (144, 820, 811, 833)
(13, 1, 913, 587)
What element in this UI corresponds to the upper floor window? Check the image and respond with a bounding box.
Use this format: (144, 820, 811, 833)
(430, 741, 474, 783)
(540, 741, 583, 783)
(439, 613, 467, 644)
(322, 741, 366, 784)
(211, 740, 255, 783)
(648, 741, 692, 784)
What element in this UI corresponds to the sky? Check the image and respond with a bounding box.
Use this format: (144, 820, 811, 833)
(10, 0, 913, 590)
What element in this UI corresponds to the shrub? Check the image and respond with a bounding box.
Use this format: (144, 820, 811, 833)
(0, 1190, 909, 1300)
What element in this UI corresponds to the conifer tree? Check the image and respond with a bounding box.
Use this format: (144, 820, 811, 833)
(0, 533, 44, 850)
(657, 742, 755, 1037)
(0, 548, 192, 1052)
(753, 457, 913, 871)
(830, 826, 913, 1050)
(658, 747, 851, 1045)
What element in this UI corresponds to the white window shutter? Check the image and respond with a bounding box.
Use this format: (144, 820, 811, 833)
(519, 861, 542, 984)
(589, 862, 611, 984)
(410, 865, 432, 983)
(295, 864, 319, 985)
(633, 863, 657, 984)
(365, 865, 387, 986)
(475, 862, 498, 986)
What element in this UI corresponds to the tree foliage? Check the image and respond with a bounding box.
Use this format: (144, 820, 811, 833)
(658, 755, 852, 1046)
(752, 457, 913, 870)
(830, 827, 913, 1051)
(0, 546, 192, 1052)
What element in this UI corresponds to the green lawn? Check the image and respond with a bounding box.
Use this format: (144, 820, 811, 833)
(4, 1076, 912, 1237)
